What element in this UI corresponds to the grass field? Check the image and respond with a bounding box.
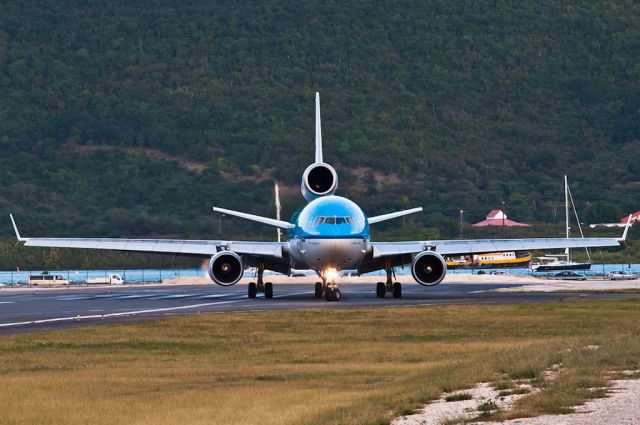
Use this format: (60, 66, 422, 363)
(1, 300, 639, 425)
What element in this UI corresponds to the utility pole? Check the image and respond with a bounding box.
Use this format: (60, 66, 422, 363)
(218, 214, 225, 234)
(459, 209, 464, 239)
(501, 200, 506, 238)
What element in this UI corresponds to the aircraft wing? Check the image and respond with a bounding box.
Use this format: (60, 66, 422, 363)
(14, 237, 285, 258)
(371, 237, 624, 259)
(10, 214, 285, 258)
(371, 215, 631, 258)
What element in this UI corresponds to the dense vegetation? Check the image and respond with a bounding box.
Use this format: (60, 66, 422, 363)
(0, 1, 639, 268)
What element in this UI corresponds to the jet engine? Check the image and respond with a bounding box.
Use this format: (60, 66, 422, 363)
(411, 251, 447, 286)
(301, 162, 338, 201)
(208, 251, 244, 286)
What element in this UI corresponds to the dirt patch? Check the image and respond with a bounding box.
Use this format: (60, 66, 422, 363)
(77, 145, 209, 173)
(483, 378, 640, 425)
(393, 382, 536, 425)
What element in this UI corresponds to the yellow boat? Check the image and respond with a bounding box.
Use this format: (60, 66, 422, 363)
(445, 251, 532, 269)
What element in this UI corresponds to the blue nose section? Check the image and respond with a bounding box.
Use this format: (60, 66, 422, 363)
(293, 195, 370, 239)
(315, 223, 354, 237)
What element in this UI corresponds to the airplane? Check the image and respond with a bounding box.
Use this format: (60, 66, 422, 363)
(9, 93, 632, 301)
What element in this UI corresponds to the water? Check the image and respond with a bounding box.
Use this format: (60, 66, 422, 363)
(1, 264, 638, 285)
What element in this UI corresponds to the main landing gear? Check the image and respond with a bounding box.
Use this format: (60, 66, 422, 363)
(248, 263, 273, 299)
(376, 259, 402, 299)
(315, 271, 342, 302)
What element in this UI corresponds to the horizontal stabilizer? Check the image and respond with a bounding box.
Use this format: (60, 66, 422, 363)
(368, 207, 423, 224)
(213, 206, 295, 229)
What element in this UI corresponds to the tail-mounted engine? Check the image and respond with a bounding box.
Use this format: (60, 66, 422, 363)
(208, 251, 244, 286)
(301, 162, 338, 201)
(411, 251, 447, 286)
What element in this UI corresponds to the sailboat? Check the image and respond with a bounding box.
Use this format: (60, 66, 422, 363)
(530, 175, 592, 272)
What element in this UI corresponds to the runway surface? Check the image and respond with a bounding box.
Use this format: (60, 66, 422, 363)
(1, 281, 637, 334)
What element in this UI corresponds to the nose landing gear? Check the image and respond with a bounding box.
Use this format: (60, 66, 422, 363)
(316, 270, 342, 302)
(376, 259, 402, 298)
(325, 286, 341, 301)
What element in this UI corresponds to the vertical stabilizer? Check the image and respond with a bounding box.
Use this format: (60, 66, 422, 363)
(301, 92, 338, 201)
(315, 92, 323, 163)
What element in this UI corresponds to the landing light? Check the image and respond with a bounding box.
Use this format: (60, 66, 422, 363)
(324, 267, 338, 282)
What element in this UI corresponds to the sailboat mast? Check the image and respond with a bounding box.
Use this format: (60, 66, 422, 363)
(565, 175, 570, 262)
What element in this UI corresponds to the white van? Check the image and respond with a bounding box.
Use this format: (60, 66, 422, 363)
(86, 274, 124, 285)
(28, 274, 70, 286)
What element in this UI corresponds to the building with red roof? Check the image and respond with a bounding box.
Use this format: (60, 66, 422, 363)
(620, 211, 640, 224)
(472, 210, 530, 227)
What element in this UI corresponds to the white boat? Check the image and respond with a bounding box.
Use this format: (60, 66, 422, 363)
(530, 255, 591, 272)
(531, 176, 591, 272)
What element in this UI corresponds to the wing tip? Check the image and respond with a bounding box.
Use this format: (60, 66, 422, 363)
(9, 214, 24, 241)
(619, 214, 633, 244)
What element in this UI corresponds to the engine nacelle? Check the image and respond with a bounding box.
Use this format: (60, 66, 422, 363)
(208, 251, 244, 286)
(301, 162, 338, 201)
(411, 251, 447, 286)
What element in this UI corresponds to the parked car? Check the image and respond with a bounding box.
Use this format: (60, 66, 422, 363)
(607, 271, 638, 281)
(553, 271, 587, 281)
(28, 274, 70, 286)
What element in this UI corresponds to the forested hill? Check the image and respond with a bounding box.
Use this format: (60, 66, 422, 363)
(0, 1, 639, 241)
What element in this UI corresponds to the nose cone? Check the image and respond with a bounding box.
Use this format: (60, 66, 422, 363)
(296, 196, 369, 238)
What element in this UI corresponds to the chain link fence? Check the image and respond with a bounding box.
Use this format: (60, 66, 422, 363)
(0, 268, 207, 286)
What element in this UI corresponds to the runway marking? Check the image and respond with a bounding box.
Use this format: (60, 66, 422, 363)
(55, 293, 229, 301)
(199, 294, 236, 299)
(154, 294, 200, 299)
(0, 302, 14, 304)
(0, 292, 314, 328)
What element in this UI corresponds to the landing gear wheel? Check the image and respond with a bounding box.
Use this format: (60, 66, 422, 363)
(264, 282, 273, 299)
(392, 281, 402, 298)
(333, 288, 342, 301)
(315, 282, 323, 298)
(248, 282, 257, 299)
(325, 287, 334, 301)
(325, 287, 341, 301)
(376, 282, 386, 298)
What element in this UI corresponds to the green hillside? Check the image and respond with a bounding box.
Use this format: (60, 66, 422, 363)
(0, 1, 639, 248)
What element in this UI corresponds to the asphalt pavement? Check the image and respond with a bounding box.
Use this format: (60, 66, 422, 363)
(0, 281, 637, 334)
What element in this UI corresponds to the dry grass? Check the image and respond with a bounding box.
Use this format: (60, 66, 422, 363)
(556, 289, 640, 294)
(445, 392, 473, 402)
(0, 299, 639, 425)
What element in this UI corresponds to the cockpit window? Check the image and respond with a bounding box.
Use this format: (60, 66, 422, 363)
(311, 216, 354, 225)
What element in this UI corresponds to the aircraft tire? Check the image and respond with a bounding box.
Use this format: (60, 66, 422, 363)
(264, 282, 273, 299)
(325, 287, 335, 301)
(376, 282, 385, 298)
(333, 288, 342, 301)
(248, 282, 257, 299)
(392, 281, 402, 298)
(314, 282, 323, 298)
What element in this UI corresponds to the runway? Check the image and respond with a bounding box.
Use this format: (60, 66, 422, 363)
(1, 281, 637, 334)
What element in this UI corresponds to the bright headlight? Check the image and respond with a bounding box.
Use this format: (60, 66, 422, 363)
(324, 267, 338, 282)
